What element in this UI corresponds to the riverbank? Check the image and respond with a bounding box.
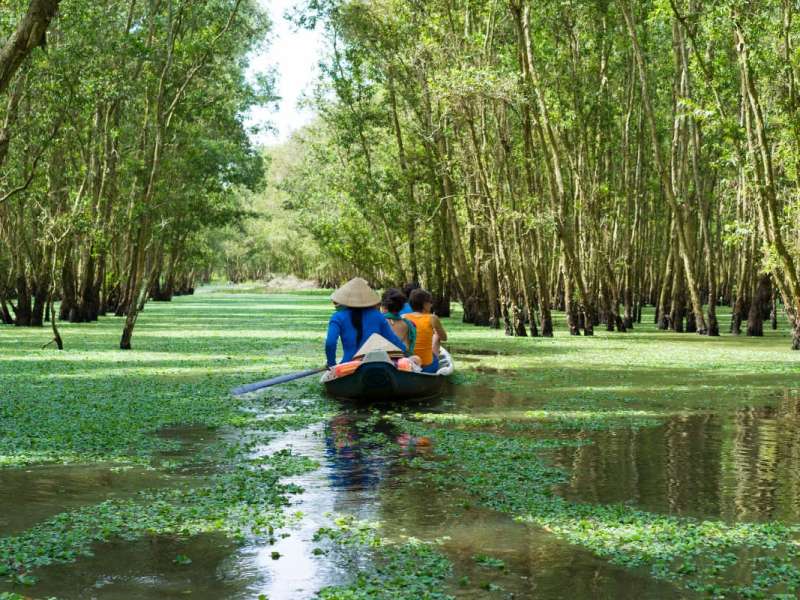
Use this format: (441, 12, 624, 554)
(1, 291, 799, 598)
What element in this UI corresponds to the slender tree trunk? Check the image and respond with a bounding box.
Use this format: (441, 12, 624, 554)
(563, 257, 580, 336)
(657, 227, 675, 330)
(771, 287, 779, 330)
(735, 15, 800, 349)
(621, 0, 708, 334)
(119, 227, 147, 349)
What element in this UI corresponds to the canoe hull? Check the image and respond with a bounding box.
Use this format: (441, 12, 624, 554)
(323, 348, 453, 402)
(324, 362, 445, 401)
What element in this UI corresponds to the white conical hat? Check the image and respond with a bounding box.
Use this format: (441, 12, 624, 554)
(354, 333, 404, 358)
(330, 277, 380, 308)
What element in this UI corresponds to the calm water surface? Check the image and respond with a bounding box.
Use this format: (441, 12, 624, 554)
(4, 385, 800, 598)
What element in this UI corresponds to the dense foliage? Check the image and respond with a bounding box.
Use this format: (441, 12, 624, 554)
(215, 140, 322, 283)
(270, 0, 800, 349)
(0, 0, 270, 348)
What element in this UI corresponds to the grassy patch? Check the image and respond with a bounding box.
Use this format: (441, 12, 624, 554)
(0, 294, 332, 466)
(0, 294, 335, 588)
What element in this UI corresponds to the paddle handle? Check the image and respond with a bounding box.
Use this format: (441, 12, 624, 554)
(231, 367, 327, 396)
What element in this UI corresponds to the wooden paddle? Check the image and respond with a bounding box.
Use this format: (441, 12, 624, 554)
(230, 367, 328, 396)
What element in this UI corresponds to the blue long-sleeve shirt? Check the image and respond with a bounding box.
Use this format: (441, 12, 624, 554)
(325, 307, 407, 366)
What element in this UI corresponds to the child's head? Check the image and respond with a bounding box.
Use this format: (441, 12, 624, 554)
(409, 288, 434, 313)
(402, 282, 420, 298)
(381, 288, 407, 314)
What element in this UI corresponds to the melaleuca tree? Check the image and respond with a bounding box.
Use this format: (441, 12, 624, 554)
(0, 0, 272, 349)
(281, 0, 800, 349)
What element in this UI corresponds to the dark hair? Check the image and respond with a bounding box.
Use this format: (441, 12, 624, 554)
(402, 282, 420, 298)
(409, 288, 433, 312)
(381, 288, 406, 314)
(349, 307, 364, 347)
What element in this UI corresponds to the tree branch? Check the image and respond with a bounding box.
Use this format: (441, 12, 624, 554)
(0, 0, 62, 95)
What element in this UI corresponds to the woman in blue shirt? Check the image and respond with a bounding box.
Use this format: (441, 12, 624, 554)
(325, 278, 407, 367)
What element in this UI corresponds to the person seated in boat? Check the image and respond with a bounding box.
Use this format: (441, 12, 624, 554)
(399, 282, 420, 316)
(325, 277, 407, 368)
(380, 288, 417, 357)
(405, 288, 448, 374)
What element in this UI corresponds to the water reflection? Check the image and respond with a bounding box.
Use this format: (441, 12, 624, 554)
(0, 463, 179, 535)
(325, 414, 389, 490)
(6, 391, 800, 598)
(13, 534, 248, 600)
(551, 395, 800, 522)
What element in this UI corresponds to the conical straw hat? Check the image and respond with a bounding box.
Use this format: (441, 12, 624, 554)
(354, 333, 404, 358)
(331, 277, 380, 308)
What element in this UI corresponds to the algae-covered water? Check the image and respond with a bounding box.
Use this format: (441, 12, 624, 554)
(2, 290, 800, 598)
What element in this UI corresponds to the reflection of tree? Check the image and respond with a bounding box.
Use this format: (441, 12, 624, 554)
(727, 398, 800, 522)
(776, 394, 800, 519)
(772, 394, 800, 521)
(554, 415, 724, 517)
(731, 407, 775, 521)
(664, 414, 721, 517)
(552, 398, 800, 523)
(561, 429, 641, 506)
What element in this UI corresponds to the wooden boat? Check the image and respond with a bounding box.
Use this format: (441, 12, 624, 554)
(322, 348, 454, 402)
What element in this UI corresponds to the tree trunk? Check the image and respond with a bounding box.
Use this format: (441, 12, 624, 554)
(30, 281, 48, 326)
(771, 287, 779, 330)
(0, 0, 62, 168)
(119, 227, 147, 349)
(747, 273, 772, 337)
(0, 0, 62, 94)
(657, 225, 675, 330)
(621, 0, 708, 334)
(45, 297, 63, 350)
(563, 259, 580, 336)
(14, 275, 31, 326)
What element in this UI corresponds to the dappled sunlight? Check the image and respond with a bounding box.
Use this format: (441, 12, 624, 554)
(134, 329, 321, 340)
(33, 362, 312, 382)
(414, 408, 672, 430)
(3, 292, 800, 597)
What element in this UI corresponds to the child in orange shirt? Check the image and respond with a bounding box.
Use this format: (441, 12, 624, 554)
(404, 289, 448, 374)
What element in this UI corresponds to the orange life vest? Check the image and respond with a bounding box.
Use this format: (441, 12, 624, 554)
(334, 360, 361, 378)
(405, 313, 434, 366)
(396, 357, 415, 372)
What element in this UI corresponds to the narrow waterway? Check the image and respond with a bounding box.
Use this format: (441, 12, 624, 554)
(4, 383, 800, 598)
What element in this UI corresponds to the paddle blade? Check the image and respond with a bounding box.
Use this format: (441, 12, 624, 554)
(231, 367, 326, 396)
